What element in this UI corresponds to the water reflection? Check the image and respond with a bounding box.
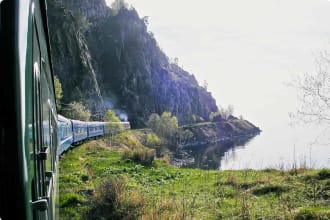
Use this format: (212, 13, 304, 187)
(172, 133, 259, 170)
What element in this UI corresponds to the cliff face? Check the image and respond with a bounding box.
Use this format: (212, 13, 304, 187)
(48, 0, 218, 127)
(47, 2, 105, 113)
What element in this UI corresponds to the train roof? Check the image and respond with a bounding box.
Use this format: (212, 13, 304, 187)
(86, 121, 106, 126)
(70, 119, 87, 124)
(58, 114, 71, 123)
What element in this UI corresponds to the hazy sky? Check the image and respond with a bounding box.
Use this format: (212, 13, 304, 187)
(107, 0, 330, 127)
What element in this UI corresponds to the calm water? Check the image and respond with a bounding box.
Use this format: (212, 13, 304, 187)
(174, 123, 330, 170)
(171, 63, 330, 170)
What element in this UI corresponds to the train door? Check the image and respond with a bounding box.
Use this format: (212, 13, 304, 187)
(33, 0, 59, 218)
(32, 4, 58, 218)
(32, 20, 48, 219)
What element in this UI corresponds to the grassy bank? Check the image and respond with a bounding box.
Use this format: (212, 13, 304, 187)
(59, 133, 330, 219)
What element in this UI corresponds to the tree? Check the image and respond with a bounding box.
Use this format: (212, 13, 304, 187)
(289, 52, 330, 126)
(103, 109, 123, 145)
(203, 80, 208, 91)
(146, 112, 178, 143)
(210, 105, 234, 121)
(54, 75, 63, 110)
(159, 112, 178, 139)
(145, 133, 161, 148)
(111, 0, 128, 15)
(209, 111, 222, 122)
(103, 109, 121, 122)
(173, 57, 179, 65)
(288, 51, 330, 144)
(63, 101, 91, 121)
(142, 16, 149, 26)
(146, 113, 160, 132)
(176, 129, 193, 147)
(219, 105, 234, 120)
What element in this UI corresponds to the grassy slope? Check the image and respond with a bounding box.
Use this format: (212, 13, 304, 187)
(59, 134, 330, 220)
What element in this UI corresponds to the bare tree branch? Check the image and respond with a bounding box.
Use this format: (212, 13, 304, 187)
(289, 51, 330, 127)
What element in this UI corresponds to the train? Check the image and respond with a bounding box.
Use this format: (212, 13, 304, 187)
(58, 114, 130, 155)
(0, 0, 130, 219)
(0, 0, 59, 219)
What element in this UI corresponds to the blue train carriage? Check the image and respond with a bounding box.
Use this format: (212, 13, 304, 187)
(0, 0, 59, 219)
(57, 114, 73, 155)
(71, 119, 88, 145)
(87, 121, 105, 139)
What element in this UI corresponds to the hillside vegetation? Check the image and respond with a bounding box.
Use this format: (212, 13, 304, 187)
(59, 133, 330, 220)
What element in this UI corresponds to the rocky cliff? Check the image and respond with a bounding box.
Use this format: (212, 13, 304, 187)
(48, 0, 218, 127)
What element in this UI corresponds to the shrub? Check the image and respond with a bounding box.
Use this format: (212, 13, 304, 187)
(252, 184, 288, 196)
(122, 148, 155, 166)
(114, 131, 144, 149)
(324, 180, 330, 190)
(318, 169, 330, 180)
(262, 168, 278, 173)
(145, 132, 161, 147)
(60, 192, 86, 208)
(87, 177, 145, 220)
(223, 173, 238, 187)
(81, 174, 89, 182)
(294, 208, 321, 220)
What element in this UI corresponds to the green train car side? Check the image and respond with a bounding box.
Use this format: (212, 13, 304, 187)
(0, 0, 59, 219)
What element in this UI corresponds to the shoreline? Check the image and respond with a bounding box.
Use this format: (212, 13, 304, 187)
(179, 130, 261, 148)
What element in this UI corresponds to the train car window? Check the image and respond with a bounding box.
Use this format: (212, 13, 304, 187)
(45, 99, 52, 172)
(64, 127, 67, 137)
(51, 110, 58, 171)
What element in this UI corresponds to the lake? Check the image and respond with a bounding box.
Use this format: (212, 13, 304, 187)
(173, 121, 330, 170)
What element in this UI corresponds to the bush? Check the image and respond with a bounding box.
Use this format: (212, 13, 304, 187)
(318, 169, 330, 180)
(62, 101, 91, 121)
(60, 192, 86, 208)
(122, 148, 155, 166)
(114, 131, 144, 149)
(252, 184, 288, 196)
(324, 180, 330, 190)
(294, 209, 317, 220)
(81, 174, 89, 182)
(87, 177, 145, 220)
(293, 207, 330, 220)
(145, 132, 161, 148)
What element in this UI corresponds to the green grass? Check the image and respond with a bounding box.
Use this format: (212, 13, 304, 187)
(59, 137, 330, 219)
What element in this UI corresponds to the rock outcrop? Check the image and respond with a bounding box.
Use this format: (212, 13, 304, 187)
(48, 0, 218, 127)
(48, 0, 228, 128)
